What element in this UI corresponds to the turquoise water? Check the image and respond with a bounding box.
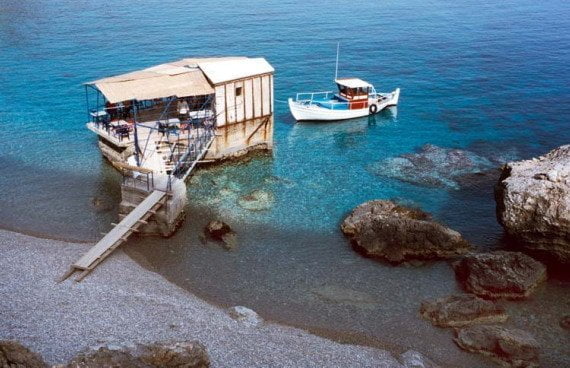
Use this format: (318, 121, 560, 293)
(1, 0, 570, 366)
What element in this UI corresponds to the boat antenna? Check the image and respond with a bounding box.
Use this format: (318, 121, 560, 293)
(335, 42, 340, 81)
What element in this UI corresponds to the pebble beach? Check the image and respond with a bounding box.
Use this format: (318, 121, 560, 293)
(0, 229, 434, 367)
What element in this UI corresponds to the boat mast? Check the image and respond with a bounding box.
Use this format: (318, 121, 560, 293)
(335, 42, 340, 81)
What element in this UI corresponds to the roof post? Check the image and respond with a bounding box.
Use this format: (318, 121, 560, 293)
(132, 99, 141, 166)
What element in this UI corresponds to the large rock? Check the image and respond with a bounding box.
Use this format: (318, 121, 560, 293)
(420, 294, 507, 327)
(341, 200, 470, 263)
(368, 144, 494, 189)
(454, 325, 540, 368)
(495, 145, 570, 265)
(0, 341, 47, 368)
(453, 251, 546, 299)
(67, 341, 209, 368)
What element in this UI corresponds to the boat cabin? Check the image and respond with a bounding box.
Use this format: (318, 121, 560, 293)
(335, 78, 374, 109)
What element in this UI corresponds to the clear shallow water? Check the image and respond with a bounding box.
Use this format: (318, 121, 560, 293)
(1, 0, 570, 366)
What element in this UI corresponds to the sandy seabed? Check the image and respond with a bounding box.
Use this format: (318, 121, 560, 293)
(0, 229, 433, 368)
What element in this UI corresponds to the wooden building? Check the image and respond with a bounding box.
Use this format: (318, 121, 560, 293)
(84, 56, 274, 177)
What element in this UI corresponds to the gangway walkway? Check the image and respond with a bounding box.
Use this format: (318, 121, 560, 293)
(61, 190, 167, 282)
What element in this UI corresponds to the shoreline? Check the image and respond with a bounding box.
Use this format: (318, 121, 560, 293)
(0, 222, 426, 356)
(0, 228, 437, 367)
(123, 244, 406, 355)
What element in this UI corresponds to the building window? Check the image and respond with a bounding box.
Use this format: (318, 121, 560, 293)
(235, 86, 243, 96)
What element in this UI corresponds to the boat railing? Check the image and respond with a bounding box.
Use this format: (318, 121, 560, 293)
(295, 91, 335, 102)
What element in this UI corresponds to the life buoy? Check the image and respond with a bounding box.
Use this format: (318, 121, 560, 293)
(369, 104, 378, 114)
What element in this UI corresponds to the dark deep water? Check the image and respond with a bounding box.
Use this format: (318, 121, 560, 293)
(1, 0, 569, 366)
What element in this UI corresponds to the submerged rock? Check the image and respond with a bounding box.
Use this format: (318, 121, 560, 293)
(311, 285, 378, 309)
(399, 350, 441, 368)
(205, 220, 232, 240)
(237, 189, 274, 211)
(0, 340, 47, 368)
(560, 315, 570, 330)
(495, 144, 570, 265)
(368, 144, 494, 189)
(67, 341, 209, 368)
(228, 306, 263, 327)
(90, 196, 112, 213)
(453, 251, 546, 299)
(341, 200, 470, 263)
(420, 294, 507, 327)
(454, 325, 540, 368)
(204, 220, 236, 250)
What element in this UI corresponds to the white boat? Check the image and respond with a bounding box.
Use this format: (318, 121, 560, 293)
(288, 78, 400, 122)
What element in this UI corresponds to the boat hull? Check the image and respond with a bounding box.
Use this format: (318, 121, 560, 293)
(289, 88, 400, 122)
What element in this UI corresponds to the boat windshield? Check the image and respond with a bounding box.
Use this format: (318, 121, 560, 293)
(337, 84, 369, 99)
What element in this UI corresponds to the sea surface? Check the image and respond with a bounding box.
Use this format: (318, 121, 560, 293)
(1, 0, 569, 366)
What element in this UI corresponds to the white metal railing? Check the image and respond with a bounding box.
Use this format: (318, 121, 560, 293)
(295, 91, 335, 102)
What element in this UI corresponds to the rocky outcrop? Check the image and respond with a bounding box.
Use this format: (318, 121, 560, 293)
(66, 347, 146, 367)
(454, 325, 540, 368)
(453, 251, 546, 299)
(495, 145, 570, 265)
(137, 341, 210, 368)
(420, 294, 507, 327)
(228, 306, 263, 327)
(368, 144, 494, 189)
(0, 341, 47, 368)
(67, 341, 209, 368)
(341, 200, 470, 263)
(204, 221, 236, 250)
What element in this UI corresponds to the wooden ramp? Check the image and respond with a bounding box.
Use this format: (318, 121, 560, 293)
(62, 190, 167, 282)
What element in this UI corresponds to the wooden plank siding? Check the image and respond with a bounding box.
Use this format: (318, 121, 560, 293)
(214, 74, 273, 126)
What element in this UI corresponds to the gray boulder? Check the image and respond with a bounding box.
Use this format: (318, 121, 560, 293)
(398, 350, 440, 368)
(341, 200, 470, 263)
(420, 294, 507, 327)
(495, 145, 570, 265)
(453, 251, 546, 299)
(0, 340, 47, 368)
(228, 306, 263, 327)
(454, 325, 540, 368)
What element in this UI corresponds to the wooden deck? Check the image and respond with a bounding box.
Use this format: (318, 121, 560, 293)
(62, 190, 167, 282)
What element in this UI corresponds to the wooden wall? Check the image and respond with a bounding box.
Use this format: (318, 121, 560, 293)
(214, 74, 273, 127)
